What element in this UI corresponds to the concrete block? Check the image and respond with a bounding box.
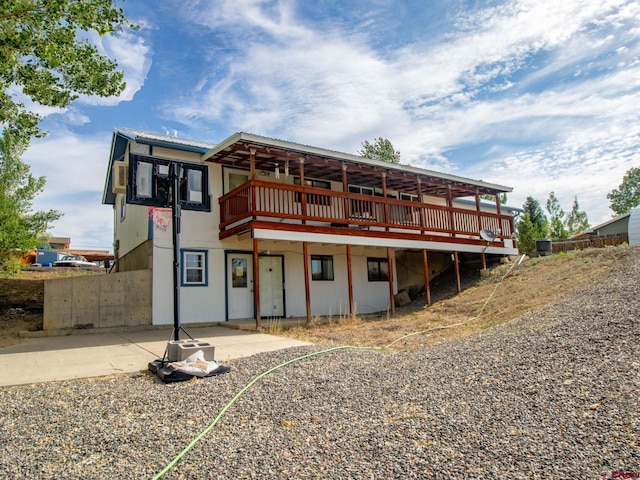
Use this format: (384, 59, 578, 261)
(394, 290, 411, 307)
(167, 340, 215, 362)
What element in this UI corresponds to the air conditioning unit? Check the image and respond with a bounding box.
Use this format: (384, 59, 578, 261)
(112, 161, 128, 194)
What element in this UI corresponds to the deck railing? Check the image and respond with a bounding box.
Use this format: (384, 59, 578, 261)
(219, 180, 514, 241)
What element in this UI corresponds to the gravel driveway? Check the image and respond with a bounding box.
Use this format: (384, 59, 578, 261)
(1, 248, 638, 479)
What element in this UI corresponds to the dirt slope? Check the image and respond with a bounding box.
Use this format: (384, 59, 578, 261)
(278, 246, 629, 348)
(0, 269, 104, 348)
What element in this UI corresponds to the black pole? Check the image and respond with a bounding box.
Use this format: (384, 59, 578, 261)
(171, 163, 182, 341)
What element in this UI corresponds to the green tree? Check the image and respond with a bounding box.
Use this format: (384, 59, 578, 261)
(480, 192, 508, 204)
(546, 191, 568, 240)
(515, 213, 540, 256)
(565, 197, 589, 236)
(0, 131, 61, 274)
(607, 167, 640, 215)
(522, 196, 548, 238)
(359, 137, 400, 163)
(1, 0, 128, 141)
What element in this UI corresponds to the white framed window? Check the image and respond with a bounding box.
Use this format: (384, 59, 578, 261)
(136, 161, 153, 198)
(119, 196, 126, 222)
(181, 249, 208, 286)
(187, 169, 203, 203)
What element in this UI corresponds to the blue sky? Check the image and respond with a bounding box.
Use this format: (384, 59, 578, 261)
(23, 0, 640, 250)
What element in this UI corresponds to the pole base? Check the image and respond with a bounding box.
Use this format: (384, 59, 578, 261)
(148, 359, 230, 383)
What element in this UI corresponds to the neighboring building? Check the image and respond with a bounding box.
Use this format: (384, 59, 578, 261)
(573, 212, 631, 238)
(102, 128, 518, 328)
(48, 237, 71, 249)
(628, 206, 640, 246)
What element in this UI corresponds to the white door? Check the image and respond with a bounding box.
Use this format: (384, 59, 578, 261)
(259, 256, 284, 318)
(227, 254, 254, 320)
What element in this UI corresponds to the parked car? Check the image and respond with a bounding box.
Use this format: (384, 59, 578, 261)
(53, 254, 98, 268)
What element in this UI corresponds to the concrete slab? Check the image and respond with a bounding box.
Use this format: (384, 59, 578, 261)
(0, 326, 311, 387)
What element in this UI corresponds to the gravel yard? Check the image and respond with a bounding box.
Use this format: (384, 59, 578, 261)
(0, 247, 638, 479)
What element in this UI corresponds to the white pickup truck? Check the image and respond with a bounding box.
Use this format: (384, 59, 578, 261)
(53, 254, 97, 268)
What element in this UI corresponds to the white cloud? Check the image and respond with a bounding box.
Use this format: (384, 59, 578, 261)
(79, 29, 153, 106)
(23, 132, 114, 250)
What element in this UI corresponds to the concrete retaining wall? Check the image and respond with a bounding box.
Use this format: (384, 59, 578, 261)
(44, 270, 152, 331)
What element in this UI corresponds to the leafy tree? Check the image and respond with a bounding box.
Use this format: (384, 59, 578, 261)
(522, 196, 548, 238)
(546, 191, 568, 240)
(1, 0, 129, 141)
(515, 213, 541, 256)
(607, 167, 640, 215)
(480, 192, 508, 204)
(565, 197, 589, 236)
(359, 137, 400, 163)
(0, 131, 61, 274)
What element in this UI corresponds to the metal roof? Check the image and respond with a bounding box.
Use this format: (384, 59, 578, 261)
(203, 132, 513, 198)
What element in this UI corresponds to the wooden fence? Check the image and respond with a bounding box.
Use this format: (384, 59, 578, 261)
(551, 233, 628, 253)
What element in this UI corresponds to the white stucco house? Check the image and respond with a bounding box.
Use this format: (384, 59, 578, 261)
(102, 129, 518, 329)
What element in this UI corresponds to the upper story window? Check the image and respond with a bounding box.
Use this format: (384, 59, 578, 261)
(128, 154, 210, 212)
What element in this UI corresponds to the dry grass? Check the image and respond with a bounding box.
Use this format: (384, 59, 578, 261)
(277, 247, 626, 350)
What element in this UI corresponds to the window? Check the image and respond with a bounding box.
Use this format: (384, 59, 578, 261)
(348, 185, 374, 196)
(228, 173, 249, 193)
(231, 257, 248, 288)
(182, 250, 208, 286)
(367, 257, 389, 282)
(348, 185, 375, 218)
(136, 161, 153, 198)
(311, 255, 334, 281)
(128, 154, 210, 212)
(400, 193, 419, 202)
(119, 196, 126, 222)
(294, 177, 331, 205)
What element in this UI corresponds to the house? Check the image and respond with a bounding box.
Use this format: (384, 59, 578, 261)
(102, 128, 518, 329)
(573, 212, 631, 238)
(557, 212, 631, 252)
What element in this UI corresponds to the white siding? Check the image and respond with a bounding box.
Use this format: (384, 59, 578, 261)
(629, 206, 640, 246)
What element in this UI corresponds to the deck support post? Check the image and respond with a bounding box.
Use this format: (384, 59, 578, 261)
(302, 241, 311, 324)
(342, 163, 349, 221)
(447, 185, 455, 237)
(346, 244, 355, 316)
(453, 251, 461, 294)
(476, 190, 487, 271)
(387, 247, 395, 315)
(382, 172, 389, 230)
(253, 237, 261, 329)
(417, 176, 426, 233)
(422, 249, 431, 307)
(250, 149, 257, 222)
(299, 158, 307, 224)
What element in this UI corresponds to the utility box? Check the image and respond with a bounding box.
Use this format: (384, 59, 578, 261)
(167, 340, 215, 362)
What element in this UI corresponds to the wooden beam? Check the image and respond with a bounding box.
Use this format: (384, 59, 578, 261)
(250, 149, 257, 222)
(422, 249, 431, 307)
(447, 185, 455, 237)
(387, 247, 395, 315)
(346, 244, 354, 315)
(299, 158, 307, 224)
(342, 163, 349, 220)
(453, 251, 461, 294)
(382, 172, 389, 230)
(253, 237, 261, 329)
(302, 241, 311, 324)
